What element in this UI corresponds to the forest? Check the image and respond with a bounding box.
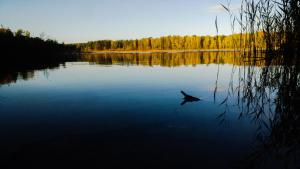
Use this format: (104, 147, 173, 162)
(0, 27, 77, 60)
(75, 32, 267, 51)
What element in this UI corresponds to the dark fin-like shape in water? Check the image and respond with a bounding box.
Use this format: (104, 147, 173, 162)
(181, 90, 200, 101)
(180, 90, 200, 106)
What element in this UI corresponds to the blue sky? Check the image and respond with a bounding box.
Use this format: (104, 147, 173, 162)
(0, 0, 240, 43)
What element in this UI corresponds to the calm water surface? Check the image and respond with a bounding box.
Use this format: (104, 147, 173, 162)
(0, 52, 274, 168)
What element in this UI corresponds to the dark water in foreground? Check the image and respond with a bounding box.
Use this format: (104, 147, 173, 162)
(0, 52, 298, 169)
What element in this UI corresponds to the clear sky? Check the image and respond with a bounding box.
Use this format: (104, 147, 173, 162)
(0, 0, 240, 43)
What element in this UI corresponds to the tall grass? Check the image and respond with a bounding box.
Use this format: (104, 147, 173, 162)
(222, 0, 299, 59)
(216, 1, 300, 168)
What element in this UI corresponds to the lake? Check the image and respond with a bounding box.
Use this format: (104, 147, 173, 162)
(0, 52, 297, 169)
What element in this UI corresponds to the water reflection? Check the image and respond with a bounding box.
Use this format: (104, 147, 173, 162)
(216, 53, 300, 169)
(82, 51, 270, 67)
(0, 52, 272, 85)
(0, 51, 299, 168)
(0, 55, 78, 85)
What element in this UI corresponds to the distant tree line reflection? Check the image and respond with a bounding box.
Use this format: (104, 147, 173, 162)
(82, 52, 276, 67)
(0, 52, 273, 85)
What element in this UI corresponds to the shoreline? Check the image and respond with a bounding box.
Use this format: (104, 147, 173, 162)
(82, 49, 243, 54)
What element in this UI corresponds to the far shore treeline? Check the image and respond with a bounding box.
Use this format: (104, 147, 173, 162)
(75, 32, 267, 51)
(0, 27, 78, 60)
(1, 26, 270, 56)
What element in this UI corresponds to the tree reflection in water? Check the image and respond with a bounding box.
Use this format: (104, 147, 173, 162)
(0, 51, 269, 85)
